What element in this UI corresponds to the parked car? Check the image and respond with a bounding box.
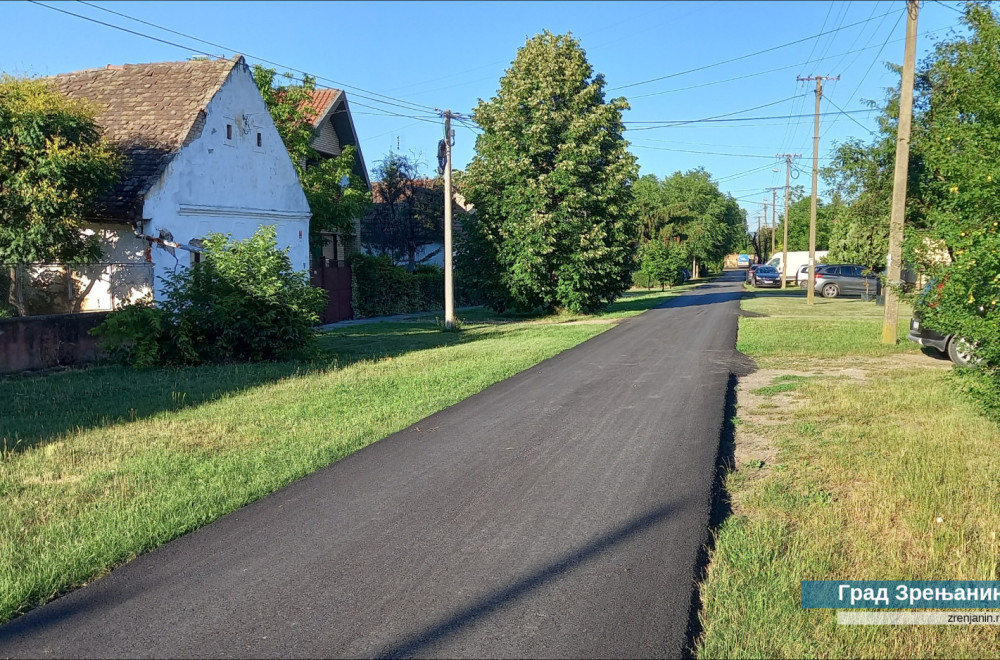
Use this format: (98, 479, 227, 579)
(745, 263, 761, 284)
(800, 264, 879, 298)
(908, 313, 978, 366)
(907, 279, 980, 367)
(752, 265, 781, 287)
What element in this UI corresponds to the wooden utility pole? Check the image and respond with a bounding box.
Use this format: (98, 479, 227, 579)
(798, 75, 839, 304)
(776, 154, 800, 289)
(883, 0, 919, 343)
(757, 211, 762, 263)
(442, 111, 456, 330)
(771, 186, 778, 255)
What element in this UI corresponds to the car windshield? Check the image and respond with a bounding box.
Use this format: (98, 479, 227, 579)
(757, 266, 778, 273)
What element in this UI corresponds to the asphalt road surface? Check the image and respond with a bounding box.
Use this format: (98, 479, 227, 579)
(1, 271, 751, 659)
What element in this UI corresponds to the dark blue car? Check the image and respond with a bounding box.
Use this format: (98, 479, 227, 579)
(752, 265, 781, 287)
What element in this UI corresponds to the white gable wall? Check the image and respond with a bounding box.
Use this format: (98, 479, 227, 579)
(140, 59, 311, 298)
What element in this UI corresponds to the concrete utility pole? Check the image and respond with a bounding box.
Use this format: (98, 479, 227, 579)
(798, 75, 839, 304)
(883, 0, 919, 343)
(442, 111, 456, 330)
(776, 154, 800, 289)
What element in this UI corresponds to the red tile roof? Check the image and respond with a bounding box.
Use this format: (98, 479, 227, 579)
(51, 56, 242, 220)
(301, 88, 341, 126)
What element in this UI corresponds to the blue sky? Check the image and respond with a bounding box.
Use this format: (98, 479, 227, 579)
(2, 1, 967, 229)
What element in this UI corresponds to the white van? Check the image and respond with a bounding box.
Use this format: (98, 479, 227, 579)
(766, 250, 829, 285)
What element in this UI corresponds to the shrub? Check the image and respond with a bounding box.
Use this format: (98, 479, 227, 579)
(348, 255, 482, 317)
(348, 253, 420, 317)
(92, 226, 325, 366)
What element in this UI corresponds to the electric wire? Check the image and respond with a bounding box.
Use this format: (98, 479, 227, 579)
(821, 7, 906, 139)
(609, 7, 900, 91)
(35, 0, 439, 117)
(75, 0, 437, 113)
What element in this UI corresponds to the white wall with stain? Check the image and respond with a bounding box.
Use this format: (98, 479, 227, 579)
(139, 59, 310, 298)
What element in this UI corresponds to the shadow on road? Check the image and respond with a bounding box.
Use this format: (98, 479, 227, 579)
(683, 354, 756, 657)
(377, 501, 683, 659)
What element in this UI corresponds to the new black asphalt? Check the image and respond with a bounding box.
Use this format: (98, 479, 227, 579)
(0, 271, 751, 659)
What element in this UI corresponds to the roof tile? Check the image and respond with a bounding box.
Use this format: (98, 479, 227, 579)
(50, 56, 242, 220)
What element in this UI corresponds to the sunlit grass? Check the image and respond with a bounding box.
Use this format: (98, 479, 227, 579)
(697, 293, 1000, 658)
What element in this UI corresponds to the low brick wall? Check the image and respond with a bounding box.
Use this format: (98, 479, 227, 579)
(0, 312, 108, 374)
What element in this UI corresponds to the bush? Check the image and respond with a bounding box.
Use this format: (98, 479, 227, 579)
(348, 254, 420, 317)
(413, 264, 445, 310)
(348, 255, 482, 318)
(92, 226, 325, 366)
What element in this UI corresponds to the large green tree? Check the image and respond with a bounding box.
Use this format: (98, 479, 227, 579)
(635, 169, 745, 276)
(0, 76, 123, 264)
(252, 66, 370, 257)
(461, 31, 639, 313)
(772, 188, 836, 255)
(909, 1, 1000, 365)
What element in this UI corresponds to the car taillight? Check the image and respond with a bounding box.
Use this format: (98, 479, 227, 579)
(814, 272, 822, 280)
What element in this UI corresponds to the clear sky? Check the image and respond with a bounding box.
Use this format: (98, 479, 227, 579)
(2, 1, 967, 230)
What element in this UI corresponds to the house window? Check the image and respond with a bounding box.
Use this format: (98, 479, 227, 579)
(256, 132, 262, 147)
(226, 124, 233, 140)
(193, 252, 201, 264)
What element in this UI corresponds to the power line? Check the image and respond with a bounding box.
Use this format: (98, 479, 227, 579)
(797, 1, 837, 79)
(713, 162, 783, 184)
(630, 144, 783, 158)
(823, 95, 876, 135)
(75, 0, 437, 113)
(627, 31, 923, 100)
(932, 0, 966, 14)
(625, 108, 875, 130)
(34, 0, 438, 117)
(609, 7, 900, 91)
(821, 7, 906, 139)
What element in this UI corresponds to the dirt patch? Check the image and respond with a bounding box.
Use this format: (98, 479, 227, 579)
(732, 352, 955, 486)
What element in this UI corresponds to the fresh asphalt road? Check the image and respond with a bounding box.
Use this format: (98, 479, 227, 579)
(0, 271, 751, 659)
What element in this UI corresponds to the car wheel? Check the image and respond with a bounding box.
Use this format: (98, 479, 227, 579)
(947, 336, 978, 367)
(821, 283, 839, 298)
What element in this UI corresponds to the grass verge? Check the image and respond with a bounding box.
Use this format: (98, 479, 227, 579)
(696, 292, 1000, 658)
(0, 285, 693, 626)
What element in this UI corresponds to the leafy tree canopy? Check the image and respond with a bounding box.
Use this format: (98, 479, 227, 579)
(461, 31, 639, 313)
(252, 66, 370, 255)
(908, 1, 1000, 363)
(362, 151, 444, 272)
(632, 168, 745, 273)
(0, 76, 123, 263)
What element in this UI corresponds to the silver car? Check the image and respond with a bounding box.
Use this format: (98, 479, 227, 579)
(801, 264, 879, 298)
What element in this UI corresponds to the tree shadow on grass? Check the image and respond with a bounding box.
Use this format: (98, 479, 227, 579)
(0, 321, 492, 456)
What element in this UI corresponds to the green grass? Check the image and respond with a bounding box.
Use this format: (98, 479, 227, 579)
(696, 291, 1000, 659)
(0, 285, 689, 625)
(738, 293, 918, 362)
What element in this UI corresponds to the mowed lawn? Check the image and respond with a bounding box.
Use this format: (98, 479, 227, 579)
(696, 290, 1000, 658)
(0, 284, 695, 626)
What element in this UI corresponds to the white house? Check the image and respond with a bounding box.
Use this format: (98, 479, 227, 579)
(52, 55, 310, 303)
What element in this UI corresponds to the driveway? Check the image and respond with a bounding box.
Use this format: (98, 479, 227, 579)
(0, 271, 750, 659)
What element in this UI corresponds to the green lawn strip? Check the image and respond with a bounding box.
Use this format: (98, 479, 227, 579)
(0, 285, 690, 624)
(697, 296, 1000, 658)
(737, 296, 917, 360)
